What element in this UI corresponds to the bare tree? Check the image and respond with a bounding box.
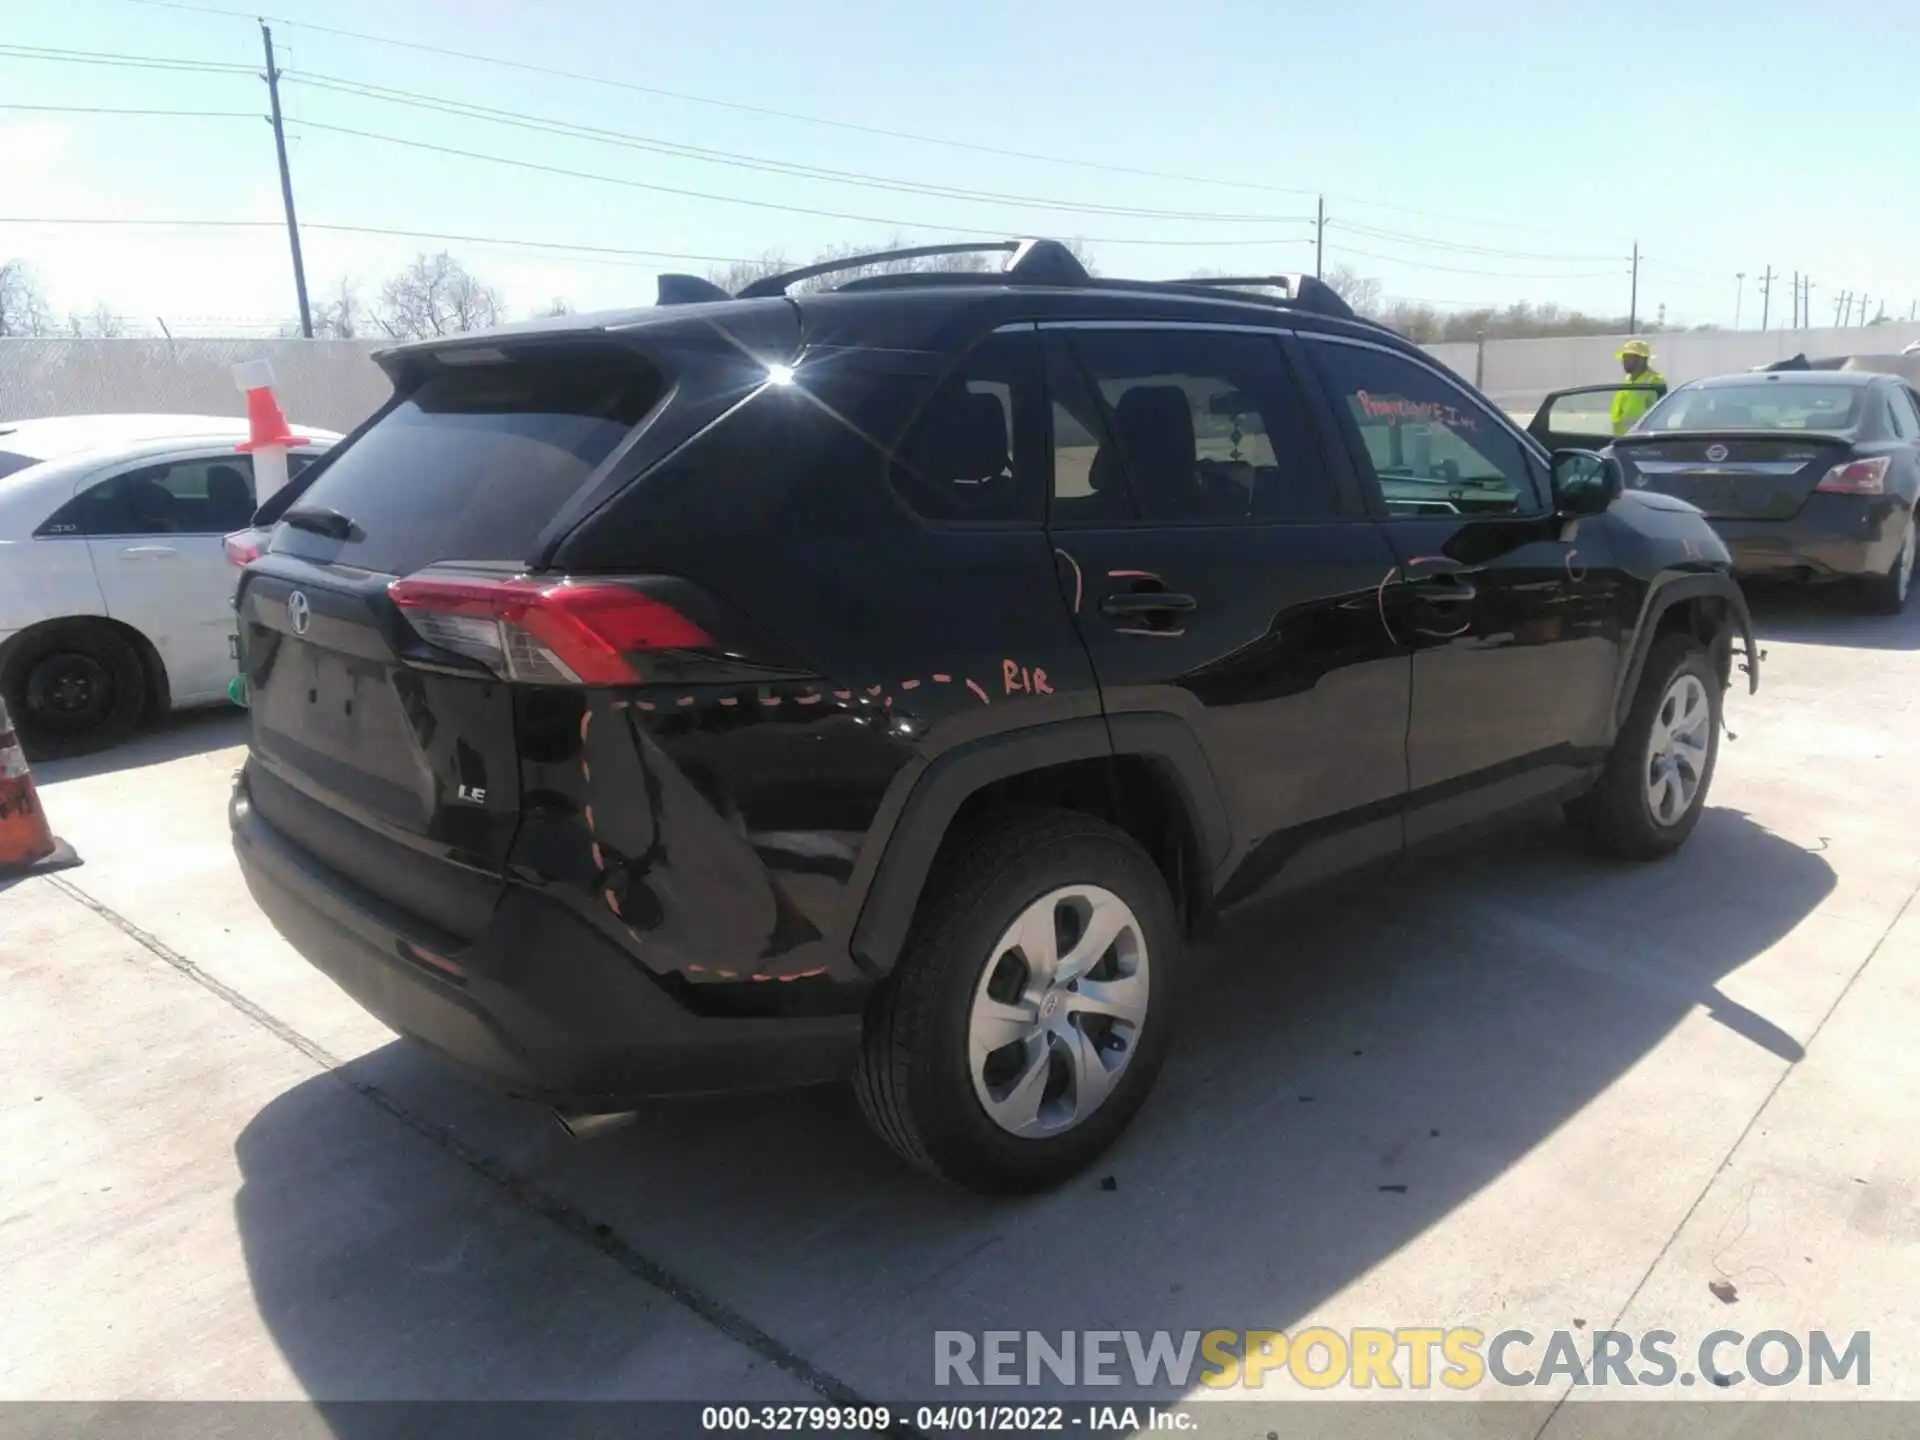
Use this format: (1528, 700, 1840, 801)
(0, 260, 56, 336)
(703, 251, 792, 295)
(63, 302, 128, 338)
(312, 277, 365, 338)
(1322, 264, 1383, 316)
(539, 297, 574, 317)
(376, 252, 503, 339)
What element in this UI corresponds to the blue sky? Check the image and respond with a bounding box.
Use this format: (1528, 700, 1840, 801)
(4, 0, 1917, 333)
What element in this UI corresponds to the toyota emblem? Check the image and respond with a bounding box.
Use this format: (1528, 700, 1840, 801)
(1705, 443, 1729, 463)
(287, 590, 311, 636)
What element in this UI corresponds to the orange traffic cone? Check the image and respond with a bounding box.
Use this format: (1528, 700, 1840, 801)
(0, 697, 79, 879)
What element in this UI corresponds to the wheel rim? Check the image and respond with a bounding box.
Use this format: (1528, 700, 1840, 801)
(24, 651, 113, 732)
(1644, 672, 1710, 827)
(967, 884, 1150, 1138)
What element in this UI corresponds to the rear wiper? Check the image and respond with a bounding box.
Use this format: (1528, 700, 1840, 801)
(281, 505, 358, 541)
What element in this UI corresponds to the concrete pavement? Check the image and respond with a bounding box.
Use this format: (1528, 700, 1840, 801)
(2, 587, 1917, 1426)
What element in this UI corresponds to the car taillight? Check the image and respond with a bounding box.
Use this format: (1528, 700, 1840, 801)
(1815, 456, 1890, 495)
(224, 530, 264, 566)
(387, 575, 711, 685)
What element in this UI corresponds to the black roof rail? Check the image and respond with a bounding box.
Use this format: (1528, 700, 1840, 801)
(1179, 274, 1357, 320)
(656, 273, 732, 305)
(735, 238, 1090, 299)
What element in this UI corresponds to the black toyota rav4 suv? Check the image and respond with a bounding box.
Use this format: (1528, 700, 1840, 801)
(231, 240, 1758, 1194)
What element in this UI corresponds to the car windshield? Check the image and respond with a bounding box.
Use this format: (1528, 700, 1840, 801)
(1643, 383, 1865, 434)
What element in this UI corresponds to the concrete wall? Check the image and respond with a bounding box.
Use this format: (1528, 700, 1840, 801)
(6, 324, 1920, 440)
(1425, 324, 1920, 422)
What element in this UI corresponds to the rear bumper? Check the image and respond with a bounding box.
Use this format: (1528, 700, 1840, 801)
(1713, 496, 1909, 581)
(231, 780, 862, 1107)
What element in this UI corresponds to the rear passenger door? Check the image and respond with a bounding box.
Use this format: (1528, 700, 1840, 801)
(65, 451, 257, 704)
(1042, 323, 1410, 901)
(1298, 336, 1631, 842)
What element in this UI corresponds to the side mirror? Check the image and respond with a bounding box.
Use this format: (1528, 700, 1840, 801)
(1551, 448, 1623, 516)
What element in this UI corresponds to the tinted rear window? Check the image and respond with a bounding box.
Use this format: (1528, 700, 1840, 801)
(1646, 383, 1866, 433)
(0, 450, 42, 482)
(272, 351, 662, 574)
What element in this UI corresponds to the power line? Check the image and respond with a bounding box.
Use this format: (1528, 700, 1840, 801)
(0, 42, 253, 74)
(101, 0, 1331, 202)
(282, 71, 1317, 228)
(0, 103, 257, 118)
(284, 118, 1317, 247)
(1326, 218, 1619, 265)
(0, 216, 760, 266)
(1325, 242, 1618, 281)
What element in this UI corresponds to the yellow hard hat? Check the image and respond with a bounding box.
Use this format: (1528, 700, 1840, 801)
(1618, 340, 1653, 359)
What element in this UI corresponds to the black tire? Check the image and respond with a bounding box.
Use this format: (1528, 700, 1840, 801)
(1856, 513, 1916, 616)
(1566, 633, 1721, 861)
(853, 807, 1184, 1194)
(0, 621, 148, 759)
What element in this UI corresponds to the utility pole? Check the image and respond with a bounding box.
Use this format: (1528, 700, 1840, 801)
(1314, 195, 1325, 280)
(1628, 242, 1640, 334)
(1834, 291, 1848, 327)
(261, 23, 312, 340)
(1734, 271, 1745, 329)
(1791, 271, 1799, 329)
(1759, 266, 1774, 329)
(1859, 293, 1869, 327)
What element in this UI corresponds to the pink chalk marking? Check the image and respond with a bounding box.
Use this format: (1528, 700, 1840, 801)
(638, 701, 656, 712)
(834, 690, 852, 700)
(678, 696, 694, 707)
(591, 843, 605, 870)
(579, 713, 591, 742)
(1107, 569, 1157, 580)
(760, 695, 782, 707)
(720, 697, 739, 707)
(797, 692, 823, 705)
(581, 762, 592, 782)
(901, 678, 921, 691)
(584, 805, 596, 832)
(932, 673, 951, 684)
(866, 685, 884, 696)
(1055, 548, 1084, 613)
(605, 891, 622, 917)
(966, 678, 991, 704)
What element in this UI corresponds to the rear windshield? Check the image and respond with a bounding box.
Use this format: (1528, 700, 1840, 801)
(1644, 383, 1865, 434)
(272, 350, 662, 574)
(0, 450, 42, 482)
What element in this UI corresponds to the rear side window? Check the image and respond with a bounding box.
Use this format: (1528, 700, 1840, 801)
(274, 351, 662, 573)
(37, 455, 256, 536)
(1051, 328, 1338, 525)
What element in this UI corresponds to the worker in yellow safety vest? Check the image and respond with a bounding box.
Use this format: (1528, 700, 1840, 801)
(1611, 340, 1667, 434)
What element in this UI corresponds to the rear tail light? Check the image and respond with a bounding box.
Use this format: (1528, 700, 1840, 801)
(388, 574, 711, 685)
(1815, 456, 1890, 494)
(224, 529, 265, 566)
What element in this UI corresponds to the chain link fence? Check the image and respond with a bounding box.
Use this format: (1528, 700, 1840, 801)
(0, 337, 391, 434)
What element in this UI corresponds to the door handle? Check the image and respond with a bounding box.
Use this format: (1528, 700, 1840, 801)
(1100, 592, 1198, 617)
(1401, 555, 1476, 603)
(119, 545, 179, 559)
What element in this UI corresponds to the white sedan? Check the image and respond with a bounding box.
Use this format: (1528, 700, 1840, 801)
(0, 413, 339, 755)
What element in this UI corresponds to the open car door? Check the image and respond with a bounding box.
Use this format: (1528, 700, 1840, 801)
(1527, 382, 1668, 451)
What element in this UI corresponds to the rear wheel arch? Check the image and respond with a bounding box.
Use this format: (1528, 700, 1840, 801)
(849, 715, 1231, 976)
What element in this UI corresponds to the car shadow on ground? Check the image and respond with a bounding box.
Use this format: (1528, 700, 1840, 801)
(231, 804, 1835, 1409)
(29, 706, 246, 784)
(1745, 582, 1920, 651)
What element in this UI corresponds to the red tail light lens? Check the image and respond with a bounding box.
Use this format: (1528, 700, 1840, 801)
(1815, 456, 1890, 495)
(387, 575, 711, 685)
(223, 530, 264, 566)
